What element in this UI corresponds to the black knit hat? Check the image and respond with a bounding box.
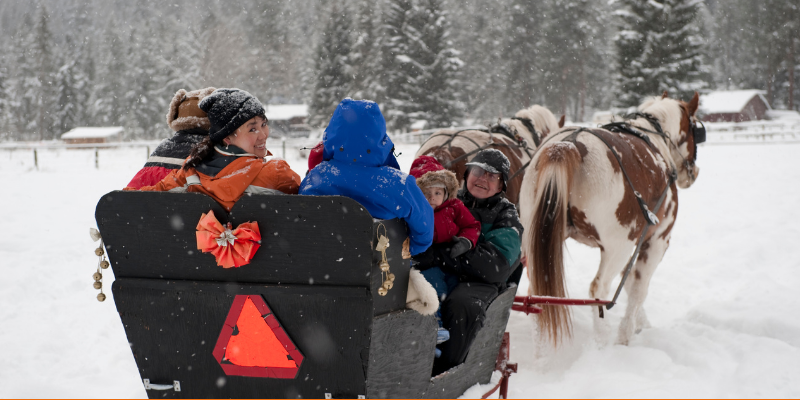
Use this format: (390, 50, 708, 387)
(198, 89, 266, 143)
(465, 149, 511, 191)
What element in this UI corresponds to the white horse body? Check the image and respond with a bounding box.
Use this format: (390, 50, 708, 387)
(519, 94, 701, 345)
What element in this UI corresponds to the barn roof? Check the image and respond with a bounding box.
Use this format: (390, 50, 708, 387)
(700, 90, 771, 114)
(265, 104, 308, 121)
(61, 127, 124, 139)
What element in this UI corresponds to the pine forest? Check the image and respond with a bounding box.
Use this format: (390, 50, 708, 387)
(0, 0, 797, 141)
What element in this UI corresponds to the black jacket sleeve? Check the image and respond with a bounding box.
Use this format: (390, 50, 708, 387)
(422, 241, 513, 284)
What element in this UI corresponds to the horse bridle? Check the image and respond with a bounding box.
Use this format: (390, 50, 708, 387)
(489, 117, 542, 148)
(613, 112, 703, 183)
(422, 119, 539, 182)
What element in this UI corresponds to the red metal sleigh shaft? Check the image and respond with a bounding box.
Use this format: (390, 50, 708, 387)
(512, 295, 611, 315)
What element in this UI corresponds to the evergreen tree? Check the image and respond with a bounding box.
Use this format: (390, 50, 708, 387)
(14, 13, 41, 140)
(350, 0, 381, 101)
(307, 2, 354, 128)
(0, 53, 8, 137)
(539, 0, 610, 121)
(55, 55, 79, 133)
(614, 0, 711, 107)
(33, 5, 58, 139)
(379, 0, 414, 131)
(504, 0, 547, 111)
(446, 0, 511, 120)
(93, 27, 127, 127)
(400, 0, 463, 128)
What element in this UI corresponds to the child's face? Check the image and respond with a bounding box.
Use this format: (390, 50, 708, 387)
(424, 187, 446, 208)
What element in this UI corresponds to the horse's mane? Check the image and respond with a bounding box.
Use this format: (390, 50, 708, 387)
(514, 105, 559, 136)
(638, 97, 683, 139)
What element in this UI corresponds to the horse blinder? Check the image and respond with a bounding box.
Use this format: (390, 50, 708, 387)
(692, 120, 706, 144)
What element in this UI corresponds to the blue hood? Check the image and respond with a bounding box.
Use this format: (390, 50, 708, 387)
(300, 98, 432, 255)
(322, 99, 400, 169)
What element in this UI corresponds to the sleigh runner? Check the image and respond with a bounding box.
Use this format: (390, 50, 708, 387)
(95, 191, 516, 399)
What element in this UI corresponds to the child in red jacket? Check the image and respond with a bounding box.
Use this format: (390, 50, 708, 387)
(409, 156, 480, 353)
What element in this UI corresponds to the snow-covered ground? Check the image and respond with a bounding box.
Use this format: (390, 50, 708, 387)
(1, 140, 798, 398)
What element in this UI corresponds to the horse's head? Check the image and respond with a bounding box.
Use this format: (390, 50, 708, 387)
(498, 105, 560, 149)
(638, 92, 702, 188)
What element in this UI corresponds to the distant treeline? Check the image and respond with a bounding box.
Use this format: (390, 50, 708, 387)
(0, 0, 796, 141)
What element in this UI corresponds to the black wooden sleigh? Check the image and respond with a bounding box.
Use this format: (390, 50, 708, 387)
(95, 191, 516, 399)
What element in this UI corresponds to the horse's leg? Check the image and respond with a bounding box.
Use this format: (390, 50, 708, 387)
(617, 236, 669, 345)
(589, 246, 631, 344)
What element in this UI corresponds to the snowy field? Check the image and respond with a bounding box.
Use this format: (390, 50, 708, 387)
(1, 139, 799, 398)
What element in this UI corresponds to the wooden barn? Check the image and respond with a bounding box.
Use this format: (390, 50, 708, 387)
(699, 90, 772, 122)
(61, 127, 123, 144)
(265, 104, 310, 137)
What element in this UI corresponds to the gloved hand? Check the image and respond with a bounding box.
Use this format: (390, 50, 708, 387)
(449, 236, 472, 258)
(411, 247, 436, 271)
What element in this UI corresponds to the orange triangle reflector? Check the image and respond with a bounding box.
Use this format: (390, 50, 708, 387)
(213, 295, 304, 378)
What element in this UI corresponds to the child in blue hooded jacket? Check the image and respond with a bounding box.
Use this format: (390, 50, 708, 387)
(299, 98, 433, 256)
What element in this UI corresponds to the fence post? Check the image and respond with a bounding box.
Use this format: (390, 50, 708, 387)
(34, 149, 38, 170)
(282, 137, 286, 159)
(146, 146, 151, 159)
(95, 148, 99, 169)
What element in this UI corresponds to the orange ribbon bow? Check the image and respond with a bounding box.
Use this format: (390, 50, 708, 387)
(196, 210, 261, 268)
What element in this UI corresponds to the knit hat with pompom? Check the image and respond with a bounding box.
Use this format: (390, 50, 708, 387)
(199, 89, 266, 143)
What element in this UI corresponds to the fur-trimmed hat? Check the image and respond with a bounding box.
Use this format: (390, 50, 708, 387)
(199, 88, 266, 143)
(410, 155, 459, 201)
(166, 87, 216, 132)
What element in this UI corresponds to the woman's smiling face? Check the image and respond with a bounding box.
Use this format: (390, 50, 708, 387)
(224, 116, 269, 157)
(466, 166, 502, 199)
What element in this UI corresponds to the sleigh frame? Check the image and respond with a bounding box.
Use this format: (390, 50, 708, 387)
(96, 191, 516, 399)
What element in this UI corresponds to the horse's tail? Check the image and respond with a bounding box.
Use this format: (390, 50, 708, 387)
(521, 141, 582, 345)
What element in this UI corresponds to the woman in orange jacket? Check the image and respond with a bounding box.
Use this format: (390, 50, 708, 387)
(129, 89, 301, 210)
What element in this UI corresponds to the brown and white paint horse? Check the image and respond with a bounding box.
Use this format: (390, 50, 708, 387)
(519, 92, 702, 346)
(415, 105, 562, 205)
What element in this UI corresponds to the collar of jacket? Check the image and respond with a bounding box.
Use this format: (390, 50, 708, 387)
(195, 144, 256, 177)
(173, 127, 209, 142)
(458, 187, 506, 209)
(214, 144, 256, 157)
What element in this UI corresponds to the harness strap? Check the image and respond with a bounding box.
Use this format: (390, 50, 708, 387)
(563, 128, 660, 225)
(557, 126, 676, 311)
(424, 127, 536, 183)
(511, 117, 542, 147)
(607, 171, 675, 310)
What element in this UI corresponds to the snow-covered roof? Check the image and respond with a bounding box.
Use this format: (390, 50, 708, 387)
(410, 120, 428, 130)
(700, 90, 771, 114)
(61, 127, 124, 139)
(265, 104, 308, 121)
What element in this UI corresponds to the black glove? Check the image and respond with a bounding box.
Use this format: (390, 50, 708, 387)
(449, 236, 472, 258)
(411, 247, 436, 271)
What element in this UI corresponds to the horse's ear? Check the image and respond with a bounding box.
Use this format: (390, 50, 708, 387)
(687, 92, 700, 116)
(661, 91, 669, 99)
(558, 114, 565, 128)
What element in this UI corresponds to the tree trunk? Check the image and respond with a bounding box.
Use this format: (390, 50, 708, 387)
(789, 39, 795, 110)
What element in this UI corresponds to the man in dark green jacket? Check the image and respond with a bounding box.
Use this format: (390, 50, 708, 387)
(413, 149, 523, 375)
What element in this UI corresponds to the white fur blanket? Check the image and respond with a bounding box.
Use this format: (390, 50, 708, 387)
(406, 269, 439, 315)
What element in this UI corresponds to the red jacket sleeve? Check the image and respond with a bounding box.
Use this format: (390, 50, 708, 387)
(126, 166, 174, 189)
(452, 200, 481, 246)
(126, 168, 187, 192)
